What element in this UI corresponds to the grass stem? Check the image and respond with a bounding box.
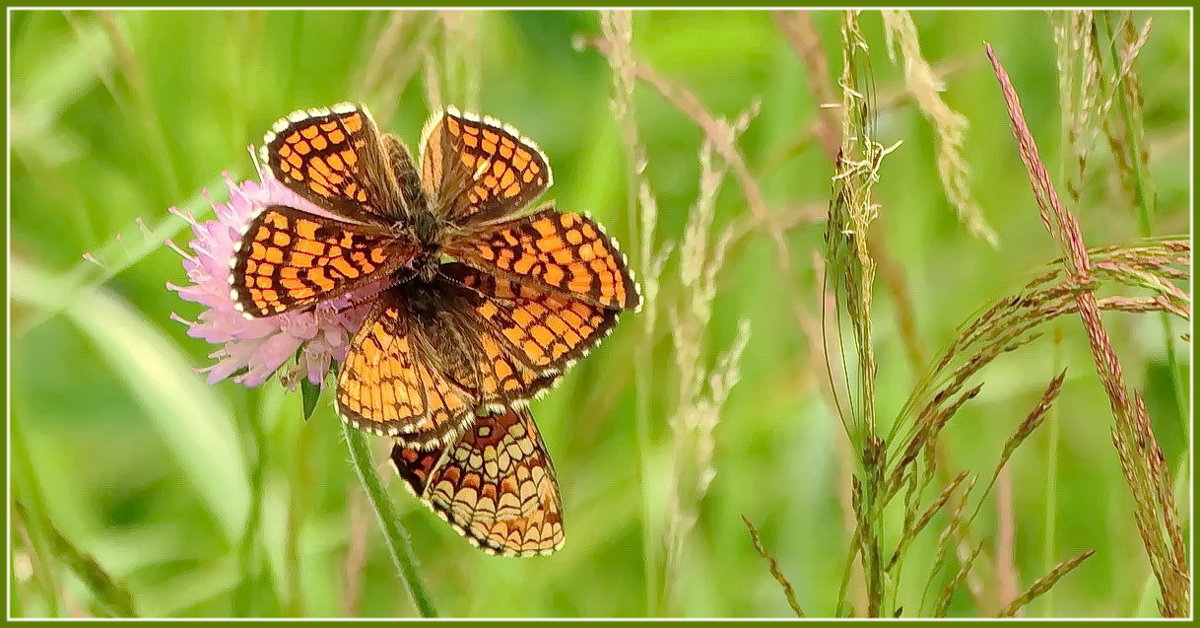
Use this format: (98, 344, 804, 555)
(10, 415, 63, 617)
(1040, 328, 1064, 616)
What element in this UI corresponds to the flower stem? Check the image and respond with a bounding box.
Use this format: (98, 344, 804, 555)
(341, 423, 437, 617)
(233, 387, 267, 616)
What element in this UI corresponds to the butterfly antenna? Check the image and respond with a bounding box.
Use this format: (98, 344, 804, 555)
(434, 266, 522, 305)
(333, 271, 416, 314)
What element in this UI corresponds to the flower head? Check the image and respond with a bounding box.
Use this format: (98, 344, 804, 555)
(168, 151, 376, 389)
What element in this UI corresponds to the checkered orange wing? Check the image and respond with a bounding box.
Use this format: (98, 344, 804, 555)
(447, 207, 641, 311)
(261, 103, 408, 224)
(419, 107, 551, 226)
(391, 406, 565, 556)
(441, 263, 622, 375)
(335, 289, 479, 447)
(333, 262, 621, 445)
(231, 205, 417, 317)
(335, 272, 585, 446)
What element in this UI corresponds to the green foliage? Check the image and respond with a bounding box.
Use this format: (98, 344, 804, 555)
(9, 9, 1190, 618)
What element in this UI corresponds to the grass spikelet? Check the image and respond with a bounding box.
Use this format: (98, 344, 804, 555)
(577, 30, 787, 274)
(998, 371, 1066, 473)
(1093, 14, 1188, 517)
(664, 305, 751, 612)
(888, 470, 969, 572)
(920, 474, 976, 615)
(1111, 394, 1190, 616)
(934, 541, 984, 617)
(892, 239, 1189, 477)
(742, 516, 805, 617)
(591, 11, 668, 614)
(955, 371, 1070, 589)
(583, 17, 763, 614)
(987, 42, 1190, 617)
(1051, 10, 1103, 206)
(677, 95, 755, 617)
(826, 10, 891, 451)
(1100, 12, 1154, 223)
(997, 551, 1097, 617)
(823, 12, 901, 616)
(881, 10, 998, 247)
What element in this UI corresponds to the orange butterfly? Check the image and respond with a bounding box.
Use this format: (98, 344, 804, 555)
(230, 103, 639, 555)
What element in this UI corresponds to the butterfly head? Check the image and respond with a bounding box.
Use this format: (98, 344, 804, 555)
(414, 254, 441, 283)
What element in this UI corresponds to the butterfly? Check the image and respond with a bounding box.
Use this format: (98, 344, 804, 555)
(229, 102, 639, 554)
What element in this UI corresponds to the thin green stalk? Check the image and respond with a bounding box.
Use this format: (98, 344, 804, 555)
(834, 525, 861, 617)
(1040, 328, 1064, 617)
(14, 502, 138, 617)
(636, 281, 660, 619)
(233, 387, 267, 617)
(341, 423, 437, 618)
(631, 182, 659, 616)
(597, 10, 659, 614)
(285, 416, 315, 616)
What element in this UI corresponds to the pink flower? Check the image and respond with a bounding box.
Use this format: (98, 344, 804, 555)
(168, 150, 376, 389)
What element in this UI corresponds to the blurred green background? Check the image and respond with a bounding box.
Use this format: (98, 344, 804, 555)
(9, 9, 1191, 618)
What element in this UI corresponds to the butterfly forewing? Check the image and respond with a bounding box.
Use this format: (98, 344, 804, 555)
(442, 263, 622, 373)
(447, 208, 641, 311)
(419, 107, 552, 226)
(231, 205, 416, 317)
(391, 406, 565, 556)
(261, 103, 406, 224)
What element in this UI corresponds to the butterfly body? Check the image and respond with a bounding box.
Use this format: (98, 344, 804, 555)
(231, 102, 640, 555)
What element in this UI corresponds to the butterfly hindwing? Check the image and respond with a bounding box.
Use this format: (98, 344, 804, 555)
(335, 290, 478, 447)
(335, 279, 559, 448)
(391, 406, 565, 556)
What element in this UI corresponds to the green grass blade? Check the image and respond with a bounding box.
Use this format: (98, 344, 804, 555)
(12, 257, 249, 541)
(13, 176, 223, 338)
(14, 500, 139, 617)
